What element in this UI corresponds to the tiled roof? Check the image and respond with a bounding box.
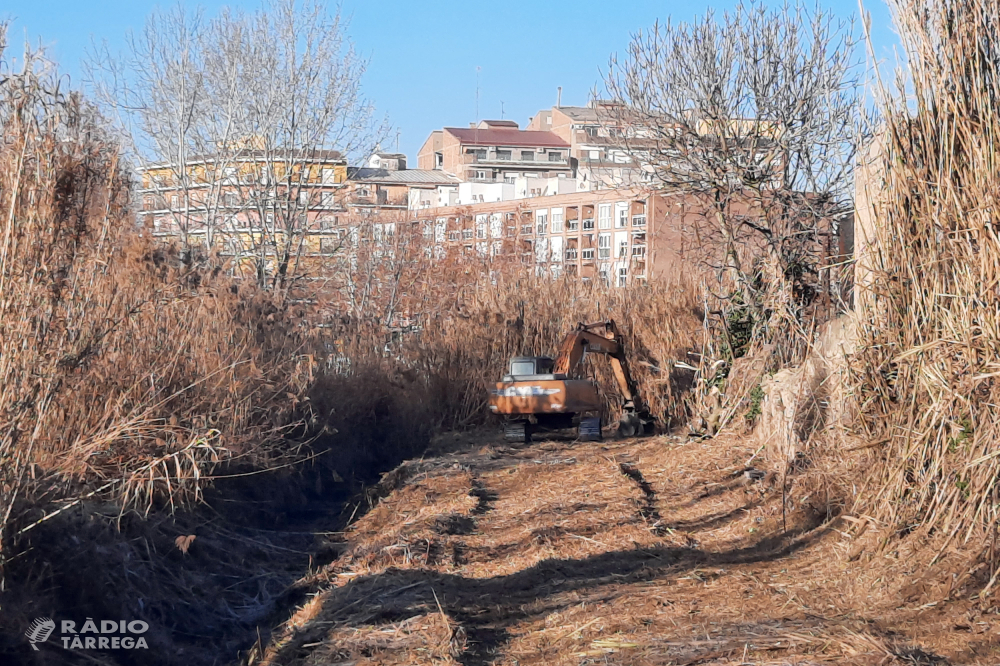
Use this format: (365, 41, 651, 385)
(444, 127, 570, 149)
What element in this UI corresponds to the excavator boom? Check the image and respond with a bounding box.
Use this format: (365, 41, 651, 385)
(552, 321, 647, 412)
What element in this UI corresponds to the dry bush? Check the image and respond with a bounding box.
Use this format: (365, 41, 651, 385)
(316, 244, 706, 433)
(851, 0, 1000, 584)
(0, 40, 313, 578)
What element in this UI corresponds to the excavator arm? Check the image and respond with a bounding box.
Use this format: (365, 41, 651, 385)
(552, 321, 649, 417)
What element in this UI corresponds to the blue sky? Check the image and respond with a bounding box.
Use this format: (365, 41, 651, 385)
(4, 0, 900, 161)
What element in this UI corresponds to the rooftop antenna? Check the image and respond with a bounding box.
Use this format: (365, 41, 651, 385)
(500, 100, 505, 119)
(395, 130, 400, 153)
(475, 65, 481, 144)
(557, 86, 562, 107)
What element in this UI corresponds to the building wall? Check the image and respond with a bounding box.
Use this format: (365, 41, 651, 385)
(412, 187, 687, 284)
(416, 130, 444, 170)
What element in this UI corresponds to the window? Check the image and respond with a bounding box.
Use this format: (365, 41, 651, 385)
(550, 208, 564, 233)
(598, 204, 612, 229)
(497, 150, 512, 161)
(548, 151, 563, 162)
(321, 168, 338, 184)
(489, 213, 503, 238)
(170, 195, 178, 208)
(475, 170, 488, 180)
(225, 192, 238, 207)
(618, 266, 628, 287)
(598, 233, 611, 259)
(582, 248, 595, 260)
(435, 152, 443, 168)
(467, 148, 487, 161)
(462, 228, 474, 240)
(476, 214, 487, 239)
(319, 236, 339, 254)
(565, 247, 578, 260)
(616, 203, 629, 228)
(521, 151, 535, 161)
(589, 150, 600, 160)
(583, 218, 595, 231)
(536, 210, 548, 235)
(567, 218, 579, 231)
(299, 190, 309, 205)
(618, 237, 629, 258)
(550, 236, 563, 262)
(321, 191, 336, 207)
(504, 176, 516, 184)
(632, 214, 647, 227)
(449, 231, 460, 241)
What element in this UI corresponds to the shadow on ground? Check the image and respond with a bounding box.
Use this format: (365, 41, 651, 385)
(265, 520, 832, 666)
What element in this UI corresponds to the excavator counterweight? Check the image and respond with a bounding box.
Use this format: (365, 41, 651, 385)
(488, 320, 654, 442)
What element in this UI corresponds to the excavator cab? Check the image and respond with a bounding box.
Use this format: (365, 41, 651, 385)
(505, 357, 555, 380)
(489, 320, 654, 443)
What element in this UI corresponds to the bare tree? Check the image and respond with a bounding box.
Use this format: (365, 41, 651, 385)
(88, 0, 386, 289)
(604, 1, 860, 343)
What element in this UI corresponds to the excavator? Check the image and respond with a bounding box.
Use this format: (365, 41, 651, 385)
(488, 320, 654, 442)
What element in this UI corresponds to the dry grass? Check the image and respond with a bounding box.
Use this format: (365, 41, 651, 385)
(849, 0, 1000, 583)
(253, 429, 999, 666)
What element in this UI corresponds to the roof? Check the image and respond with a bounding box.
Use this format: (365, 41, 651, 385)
(347, 168, 460, 185)
(373, 152, 407, 159)
(556, 106, 601, 122)
(479, 119, 519, 128)
(443, 127, 570, 149)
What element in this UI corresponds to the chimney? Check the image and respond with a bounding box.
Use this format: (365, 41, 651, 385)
(557, 86, 562, 107)
(470, 122, 477, 128)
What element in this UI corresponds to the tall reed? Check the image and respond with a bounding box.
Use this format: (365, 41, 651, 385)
(852, 0, 1000, 576)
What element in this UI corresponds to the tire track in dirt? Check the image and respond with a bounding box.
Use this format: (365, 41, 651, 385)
(618, 461, 668, 536)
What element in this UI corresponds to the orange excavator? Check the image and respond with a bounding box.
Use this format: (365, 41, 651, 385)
(488, 320, 654, 442)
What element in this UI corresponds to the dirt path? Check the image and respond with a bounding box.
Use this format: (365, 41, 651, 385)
(250, 432, 1000, 665)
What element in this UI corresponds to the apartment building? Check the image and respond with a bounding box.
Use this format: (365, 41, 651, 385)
(138, 147, 361, 283)
(416, 120, 573, 184)
(528, 100, 654, 190)
(412, 187, 687, 286)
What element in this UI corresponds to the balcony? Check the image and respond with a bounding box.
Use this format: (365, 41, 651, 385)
(521, 224, 533, 235)
(582, 218, 595, 230)
(632, 215, 647, 226)
(565, 248, 578, 261)
(465, 154, 569, 168)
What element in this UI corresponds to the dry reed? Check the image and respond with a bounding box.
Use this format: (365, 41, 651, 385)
(0, 37, 315, 579)
(851, 0, 1000, 582)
